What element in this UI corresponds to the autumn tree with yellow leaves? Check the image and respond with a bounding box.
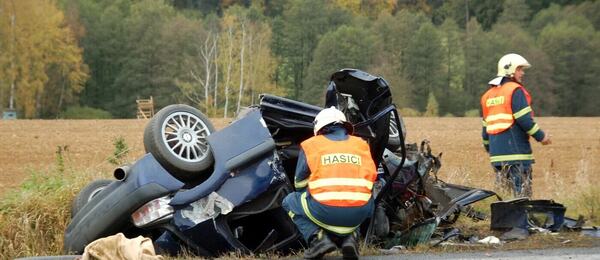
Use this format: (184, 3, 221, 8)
(0, 0, 88, 118)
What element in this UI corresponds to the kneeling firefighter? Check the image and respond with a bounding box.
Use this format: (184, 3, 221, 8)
(283, 107, 377, 259)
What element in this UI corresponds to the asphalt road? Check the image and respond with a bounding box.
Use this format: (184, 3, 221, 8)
(16, 247, 600, 260)
(362, 246, 600, 260)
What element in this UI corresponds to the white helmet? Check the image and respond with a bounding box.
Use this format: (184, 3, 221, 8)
(497, 53, 531, 77)
(313, 106, 353, 135)
(489, 53, 531, 85)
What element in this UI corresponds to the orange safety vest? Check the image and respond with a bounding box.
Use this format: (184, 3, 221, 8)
(300, 135, 377, 207)
(481, 82, 532, 135)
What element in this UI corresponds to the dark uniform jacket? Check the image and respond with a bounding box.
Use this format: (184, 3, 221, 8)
(481, 78, 546, 166)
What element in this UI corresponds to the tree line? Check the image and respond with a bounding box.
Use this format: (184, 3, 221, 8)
(0, 0, 598, 118)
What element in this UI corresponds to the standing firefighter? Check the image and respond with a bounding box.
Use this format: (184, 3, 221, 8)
(481, 53, 552, 197)
(283, 107, 377, 260)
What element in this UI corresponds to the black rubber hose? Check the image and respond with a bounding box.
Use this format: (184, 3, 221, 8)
(375, 108, 407, 204)
(364, 108, 406, 246)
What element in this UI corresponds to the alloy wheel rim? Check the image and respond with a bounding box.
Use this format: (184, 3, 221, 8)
(161, 112, 211, 163)
(389, 114, 399, 138)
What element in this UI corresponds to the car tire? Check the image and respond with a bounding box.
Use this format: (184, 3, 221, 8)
(71, 179, 113, 218)
(144, 104, 216, 181)
(386, 112, 406, 151)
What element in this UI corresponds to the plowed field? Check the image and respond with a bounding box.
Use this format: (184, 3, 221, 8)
(1, 117, 599, 201)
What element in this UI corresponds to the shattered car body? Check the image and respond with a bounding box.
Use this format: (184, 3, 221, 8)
(365, 139, 499, 247)
(64, 69, 496, 256)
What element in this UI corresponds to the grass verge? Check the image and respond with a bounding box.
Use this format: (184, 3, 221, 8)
(0, 166, 104, 259)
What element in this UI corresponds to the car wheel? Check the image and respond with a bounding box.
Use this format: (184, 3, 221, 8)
(144, 104, 216, 181)
(387, 112, 406, 151)
(71, 179, 113, 218)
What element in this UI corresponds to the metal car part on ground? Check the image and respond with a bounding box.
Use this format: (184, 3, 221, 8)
(426, 181, 500, 224)
(491, 198, 566, 232)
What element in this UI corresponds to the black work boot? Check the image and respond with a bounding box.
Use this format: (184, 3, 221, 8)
(340, 232, 359, 260)
(304, 229, 337, 259)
